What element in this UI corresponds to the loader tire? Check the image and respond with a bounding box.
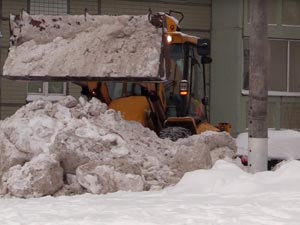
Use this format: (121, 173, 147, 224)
(159, 127, 192, 141)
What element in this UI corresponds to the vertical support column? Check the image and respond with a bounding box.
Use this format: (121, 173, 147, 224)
(98, 0, 101, 15)
(248, 0, 268, 172)
(67, 0, 71, 14)
(27, 0, 30, 12)
(0, 0, 2, 119)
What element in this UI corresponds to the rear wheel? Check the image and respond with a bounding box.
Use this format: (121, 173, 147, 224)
(159, 127, 192, 141)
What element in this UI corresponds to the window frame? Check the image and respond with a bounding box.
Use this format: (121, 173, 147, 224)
(27, 0, 68, 102)
(242, 38, 300, 97)
(281, 0, 300, 27)
(27, 82, 67, 101)
(243, 0, 300, 39)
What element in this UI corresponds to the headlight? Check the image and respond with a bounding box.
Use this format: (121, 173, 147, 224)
(179, 80, 188, 96)
(166, 35, 172, 43)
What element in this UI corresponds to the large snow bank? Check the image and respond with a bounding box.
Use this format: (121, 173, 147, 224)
(3, 12, 163, 80)
(1, 160, 300, 224)
(0, 96, 236, 198)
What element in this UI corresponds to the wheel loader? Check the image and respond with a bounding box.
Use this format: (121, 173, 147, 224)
(3, 9, 231, 141)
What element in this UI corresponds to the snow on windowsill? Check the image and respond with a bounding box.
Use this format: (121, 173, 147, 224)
(242, 89, 300, 97)
(26, 94, 67, 102)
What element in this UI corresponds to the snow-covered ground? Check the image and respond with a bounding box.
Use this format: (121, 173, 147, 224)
(1, 130, 300, 224)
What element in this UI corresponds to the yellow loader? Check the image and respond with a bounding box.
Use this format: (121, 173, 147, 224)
(3, 9, 230, 141)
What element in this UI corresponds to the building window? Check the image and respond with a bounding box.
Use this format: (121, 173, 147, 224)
(268, 40, 288, 92)
(289, 41, 300, 91)
(282, 0, 300, 26)
(266, 0, 278, 25)
(27, 81, 44, 93)
(27, 0, 68, 101)
(30, 0, 68, 15)
(27, 82, 67, 101)
(244, 0, 300, 40)
(246, 0, 278, 25)
(243, 39, 300, 95)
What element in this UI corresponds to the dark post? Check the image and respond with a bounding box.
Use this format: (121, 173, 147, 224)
(248, 0, 268, 172)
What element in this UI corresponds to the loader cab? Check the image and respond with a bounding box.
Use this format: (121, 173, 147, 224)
(97, 42, 210, 121)
(83, 40, 212, 126)
(166, 41, 210, 121)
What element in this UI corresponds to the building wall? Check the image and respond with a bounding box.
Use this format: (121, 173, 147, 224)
(242, 0, 300, 132)
(210, 0, 244, 136)
(0, 0, 212, 119)
(3, 0, 299, 136)
(211, 0, 300, 136)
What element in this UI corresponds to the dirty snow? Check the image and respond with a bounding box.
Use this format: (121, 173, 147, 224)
(0, 96, 236, 198)
(1, 160, 300, 224)
(1, 97, 300, 223)
(3, 12, 163, 79)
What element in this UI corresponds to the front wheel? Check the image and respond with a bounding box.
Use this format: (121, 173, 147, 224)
(158, 127, 192, 141)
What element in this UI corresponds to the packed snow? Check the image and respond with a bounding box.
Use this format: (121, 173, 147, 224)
(0, 96, 236, 198)
(1, 159, 300, 224)
(3, 12, 163, 80)
(0, 96, 300, 224)
(236, 129, 300, 160)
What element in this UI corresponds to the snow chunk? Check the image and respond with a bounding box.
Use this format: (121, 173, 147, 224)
(76, 162, 144, 194)
(2, 154, 63, 198)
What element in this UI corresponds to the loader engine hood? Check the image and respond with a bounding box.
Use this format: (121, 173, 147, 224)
(3, 11, 165, 81)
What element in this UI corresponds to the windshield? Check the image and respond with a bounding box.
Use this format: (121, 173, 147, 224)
(105, 82, 157, 101)
(166, 44, 206, 119)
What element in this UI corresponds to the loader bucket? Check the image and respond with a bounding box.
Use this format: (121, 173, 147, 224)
(3, 11, 167, 81)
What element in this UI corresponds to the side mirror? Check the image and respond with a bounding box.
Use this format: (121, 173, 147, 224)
(197, 39, 210, 56)
(201, 56, 212, 64)
(201, 96, 209, 106)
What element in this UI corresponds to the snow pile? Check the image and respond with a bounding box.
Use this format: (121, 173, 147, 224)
(3, 12, 163, 79)
(236, 129, 300, 160)
(1, 160, 300, 224)
(0, 96, 236, 198)
(169, 159, 300, 194)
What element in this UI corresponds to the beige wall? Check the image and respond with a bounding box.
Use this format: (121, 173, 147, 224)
(101, 0, 210, 32)
(70, 0, 99, 15)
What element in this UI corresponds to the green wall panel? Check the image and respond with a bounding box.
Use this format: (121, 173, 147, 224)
(68, 82, 81, 99)
(210, 0, 244, 136)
